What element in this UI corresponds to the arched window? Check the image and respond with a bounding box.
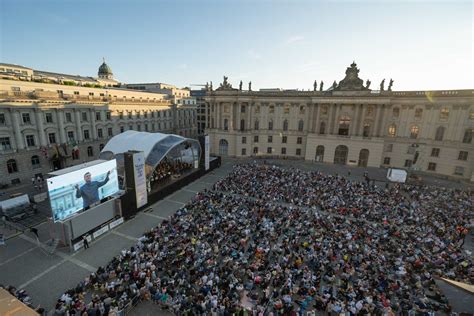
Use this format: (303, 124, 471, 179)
(268, 120, 273, 130)
(87, 146, 94, 157)
(283, 120, 288, 131)
(338, 116, 351, 135)
(224, 119, 229, 131)
(7, 159, 18, 173)
(334, 145, 349, 165)
(31, 155, 41, 169)
(392, 108, 400, 117)
(219, 139, 229, 156)
(315, 145, 324, 162)
(463, 128, 473, 143)
(298, 119, 304, 131)
(319, 121, 326, 134)
(410, 126, 419, 139)
(388, 124, 397, 137)
(240, 119, 245, 131)
(435, 126, 445, 141)
(254, 120, 259, 130)
(363, 123, 371, 137)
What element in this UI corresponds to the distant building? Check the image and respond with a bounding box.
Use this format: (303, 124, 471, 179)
(204, 62, 474, 181)
(0, 61, 197, 185)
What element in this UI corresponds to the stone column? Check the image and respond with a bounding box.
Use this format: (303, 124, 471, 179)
(35, 109, 47, 146)
(350, 104, 359, 136)
(56, 109, 66, 143)
(75, 109, 83, 142)
(314, 104, 321, 133)
(312, 104, 318, 133)
(247, 103, 251, 130)
(332, 104, 341, 134)
(373, 105, 383, 137)
(357, 105, 365, 136)
(90, 109, 97, 139)
(378, 105, 387, 137)
(11, 110, 24, 150)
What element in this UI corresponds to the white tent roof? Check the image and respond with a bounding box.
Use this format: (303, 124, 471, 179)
(100, 130, 185, 158)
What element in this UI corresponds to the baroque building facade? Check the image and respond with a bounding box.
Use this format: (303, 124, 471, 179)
(0, 61, 197, 186)
(205, 63, 474, 181)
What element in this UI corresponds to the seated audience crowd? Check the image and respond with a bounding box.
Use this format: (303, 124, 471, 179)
(52, 163, 472, 315)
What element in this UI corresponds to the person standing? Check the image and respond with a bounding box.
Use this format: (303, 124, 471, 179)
(83, 235, 89, 249)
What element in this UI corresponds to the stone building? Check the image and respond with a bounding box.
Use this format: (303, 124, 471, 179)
(0, 62, 197, 185)
(204, 63, 474, 181)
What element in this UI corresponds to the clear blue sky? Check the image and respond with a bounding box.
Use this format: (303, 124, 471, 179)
(1, 0, 472, 90)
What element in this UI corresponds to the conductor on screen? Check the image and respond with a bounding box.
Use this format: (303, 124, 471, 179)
(75, 171, 110, 208)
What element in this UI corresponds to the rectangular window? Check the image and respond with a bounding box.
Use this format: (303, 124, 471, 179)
(383, 157, 391, 165)
(253, 147, 258, 154)
(284, 106, 290, 114)
(267, 147, 272, 154)
(108, 127, 113, 137)
(415, 108, 423, 118)
(119, 112, 124, 119)
(45, 113, 53, 123)
(0, 137, 12, 150)
(65, 112, 72, 122)
(26, 134, 35, 147)
(281, 147, 286, 154)
(137, 124, 141, 131)
(96, 112, 101, 121)
(128, 111, 132, 119)
(241, 105, 246, 113)
(454, 166, 464, 176)
(297, 137, 302, 144)
(241, 148, 247, 155)
(48, 133, 56, 144)
(97, 128, 103, 138)
(282, 136, 287, 144)
(428, 162, 437, 171)
(404, 160, 412, 168)
(22, 113, 31, 124)
(145, 124, 149, 132)
(144, 112, 148, 118)
(296, 148, 301, 156)
(242, 137, 247, 144)
(269, 106, 275, 114)
(83, 130, 90, 140)
(82, 112, 88, 122)
(67, 131, 74, 141)
(439, 108, 449, 120)
(268, 135, 273, 143)
(254, 135, 259, 143)
(458, 151, 468, 161)
(136, 111, 141, 118)
(431, 148, 440, 157)
(0, 113, 5, 125)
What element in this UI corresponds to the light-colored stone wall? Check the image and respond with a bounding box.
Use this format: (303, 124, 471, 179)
(205, 89, 474, 181)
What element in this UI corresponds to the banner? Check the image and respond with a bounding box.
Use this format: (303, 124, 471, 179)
(205, 135, 210, 171)
(133, 151, 148, 208)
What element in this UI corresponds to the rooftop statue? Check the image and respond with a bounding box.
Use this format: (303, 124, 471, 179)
(366, 79, 371, 89)
(380, 79, 385, 91)
(248, 81, 252, 91)
(313, 80, 318, 91)
(388, 79, 394, 91)
(333, 61, 370, 91)
(239, 80, 243, 91)
(217, 76, 235, 90)
(319, 81, 324, 91)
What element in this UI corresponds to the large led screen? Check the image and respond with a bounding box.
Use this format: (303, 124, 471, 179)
(47, 160, 119, 222)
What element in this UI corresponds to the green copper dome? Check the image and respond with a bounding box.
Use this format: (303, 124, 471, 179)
(98, 59, 113, 76)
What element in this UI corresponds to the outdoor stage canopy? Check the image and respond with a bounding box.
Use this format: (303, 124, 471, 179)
(99, 130, 201, 179)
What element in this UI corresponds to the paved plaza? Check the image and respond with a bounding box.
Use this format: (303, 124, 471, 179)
(0, 158, 472, 314)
